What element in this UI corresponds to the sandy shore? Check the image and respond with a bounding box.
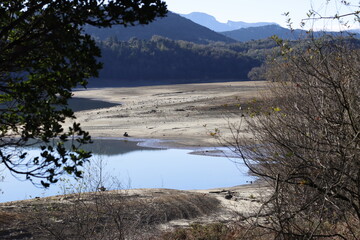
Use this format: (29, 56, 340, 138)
(71, 81, 268, 149)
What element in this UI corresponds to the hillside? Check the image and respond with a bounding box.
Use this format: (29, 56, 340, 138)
(180, 12, 276, 32)
(221, 24, 306, 42)
(92, 36, 264, 87)
(221, 24, 350, 42)
(84, 12, 235, 44)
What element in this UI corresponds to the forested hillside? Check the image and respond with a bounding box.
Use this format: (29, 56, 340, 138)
(93, 36, 276, 87)
(221, 25, 306, 42)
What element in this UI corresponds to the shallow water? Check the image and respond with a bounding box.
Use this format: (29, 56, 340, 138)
(0, 139, 252, 202)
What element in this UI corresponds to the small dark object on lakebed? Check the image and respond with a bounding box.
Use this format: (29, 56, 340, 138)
(225, 191, 233, 200)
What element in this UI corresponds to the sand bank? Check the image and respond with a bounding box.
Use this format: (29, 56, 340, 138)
(71, 81, 268, 149)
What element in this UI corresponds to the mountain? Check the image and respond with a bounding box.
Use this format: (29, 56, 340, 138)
(221, 24, 309, 42)
(180, 12, 276, 32)
(221, 24, 352, 42)
(349, 29, 360, 34)
(84, 12, 235, 44)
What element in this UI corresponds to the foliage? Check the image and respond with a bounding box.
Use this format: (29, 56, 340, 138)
(160, 223, 237, 240)
(230, 35, 360, 238)
(97, 36, 274, 84)
(0, 189, 220, 239)
(247, 65, 267, 80)
(0, 0, 167, 186)
(221, 24, 305, 42)
(159, 223, 272, 240)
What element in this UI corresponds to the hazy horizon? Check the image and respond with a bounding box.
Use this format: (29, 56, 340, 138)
(165, 0, 360, 31)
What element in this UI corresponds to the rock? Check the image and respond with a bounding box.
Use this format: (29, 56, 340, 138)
(225, 191, 233, 200)
(225, 194, 233, 200)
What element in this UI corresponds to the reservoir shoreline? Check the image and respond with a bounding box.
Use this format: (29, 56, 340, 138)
(70, 81, 268, 149)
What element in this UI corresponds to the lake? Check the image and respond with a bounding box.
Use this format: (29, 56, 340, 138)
(0, 138, 253, 202)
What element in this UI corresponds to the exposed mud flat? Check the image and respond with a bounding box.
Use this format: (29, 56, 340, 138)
(70, 81, 268, 148)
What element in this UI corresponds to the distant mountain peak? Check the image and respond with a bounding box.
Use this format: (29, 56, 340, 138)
(186, 12, 217, 19)
(85, 12, 235, 44)
(180, 12, 277, 32)
(220, 24, 348, 42)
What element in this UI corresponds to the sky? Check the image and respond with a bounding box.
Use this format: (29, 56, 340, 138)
(164, 0, 360, 30)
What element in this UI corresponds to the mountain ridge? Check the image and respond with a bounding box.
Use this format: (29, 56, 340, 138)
(221, 24, 302, 42)
(85, 12, 235, 44)
(220, 24, 353, 42)
(180, 12, 276, 32)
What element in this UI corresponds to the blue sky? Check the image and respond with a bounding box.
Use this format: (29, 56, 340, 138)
(164, 0, 360, 30)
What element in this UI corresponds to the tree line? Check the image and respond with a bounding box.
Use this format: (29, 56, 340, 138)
(96, 36, 276, 84)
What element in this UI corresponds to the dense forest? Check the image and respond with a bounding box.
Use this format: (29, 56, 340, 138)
(94, 36, 278, 86)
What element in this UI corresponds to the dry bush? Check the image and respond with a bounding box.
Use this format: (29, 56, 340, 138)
(221, 36, 360, 239)
(158, 222, 274, 240)
(33, 190, 220, 240)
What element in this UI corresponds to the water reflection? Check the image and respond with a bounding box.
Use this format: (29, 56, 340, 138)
(67, 97, 119, 112)
(25, 137, 162, 156)
(0, 139, 252, 202)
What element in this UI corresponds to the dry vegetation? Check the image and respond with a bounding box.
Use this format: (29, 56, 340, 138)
(0, 189, 220, 239)
(215, 37, 360, 239)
